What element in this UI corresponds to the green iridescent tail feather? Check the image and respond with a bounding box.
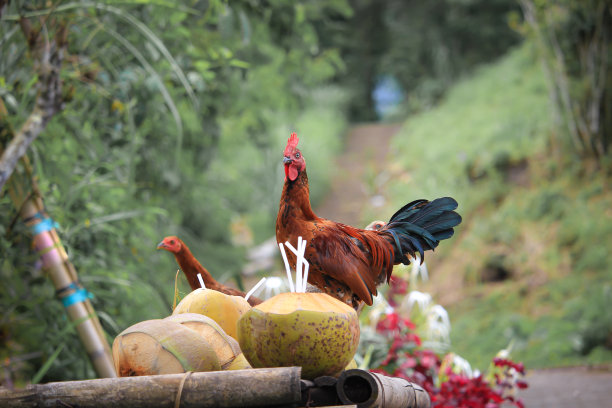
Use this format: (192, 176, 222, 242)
(381, 197, 462, 264)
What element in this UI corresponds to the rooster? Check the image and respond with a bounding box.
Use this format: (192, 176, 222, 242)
(276, 133, 461, 309)
(157, 236, 262, 306)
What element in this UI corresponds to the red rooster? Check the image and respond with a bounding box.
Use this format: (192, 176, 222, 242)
(276, 133, 461, 309)
(157, 236, 262, 306)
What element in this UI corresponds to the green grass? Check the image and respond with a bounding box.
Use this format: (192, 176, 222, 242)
(383, 43, 612, 370)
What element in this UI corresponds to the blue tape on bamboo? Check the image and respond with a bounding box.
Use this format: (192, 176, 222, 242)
(56, 282, 80, 296)
(61, 288, 94, 308)
(29, 213, 60, 235)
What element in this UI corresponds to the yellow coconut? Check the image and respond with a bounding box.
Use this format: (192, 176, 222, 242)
(172, 288, 251, 340)
(164, 313, 251, 370)
(237, 292, 360, 380)
(112, 319, 220, 376)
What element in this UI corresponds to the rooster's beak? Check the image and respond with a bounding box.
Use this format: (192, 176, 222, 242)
(283, 156, 292, 164)
(157, 241, 167, 249)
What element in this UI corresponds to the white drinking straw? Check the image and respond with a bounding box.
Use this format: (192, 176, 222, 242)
(285, 239, 310, 293)
(299, 238, 308, 292)
(197, 273, 206, 289)
(295, 236, 303, 293)
(245, 277, 267, 301)
(278, 243, 295, 292)
(302, 258, 309, 293)
(284, 241, 299, 256)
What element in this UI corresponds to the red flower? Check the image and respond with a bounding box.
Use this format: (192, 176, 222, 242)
(372, 296, 527, 407)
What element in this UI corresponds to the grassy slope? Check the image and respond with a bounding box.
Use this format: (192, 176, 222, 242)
(381, 44, 612, 370)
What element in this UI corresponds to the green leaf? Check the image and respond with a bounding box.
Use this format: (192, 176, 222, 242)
(169, 11, 187, 25)
(32, 344, 65, 384)
(229, 59, 250, 69)
(194, 60, 212, 74)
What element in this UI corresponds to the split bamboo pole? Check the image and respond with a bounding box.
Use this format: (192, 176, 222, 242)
(0, 367, 302, 408)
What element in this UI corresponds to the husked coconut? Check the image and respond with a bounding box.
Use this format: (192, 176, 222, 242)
(112, 319, 220, 376)
(165, 313, 251, 370)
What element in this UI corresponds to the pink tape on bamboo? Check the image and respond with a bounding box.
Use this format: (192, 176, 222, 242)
(33, 233, 62, 267)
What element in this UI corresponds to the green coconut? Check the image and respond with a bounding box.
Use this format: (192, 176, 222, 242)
(237, 292, 360, 379)
(112, 319, 221, 376)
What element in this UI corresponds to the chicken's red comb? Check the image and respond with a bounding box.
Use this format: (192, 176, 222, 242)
(284, 132, 299, 155)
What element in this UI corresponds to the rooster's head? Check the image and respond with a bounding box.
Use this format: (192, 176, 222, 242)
(283, 132, 306, 182)
(157, 236, 182, 253)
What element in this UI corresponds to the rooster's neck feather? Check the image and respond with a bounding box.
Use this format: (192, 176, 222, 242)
(174, 240, 214, 290)
(280, 169, 317, 221)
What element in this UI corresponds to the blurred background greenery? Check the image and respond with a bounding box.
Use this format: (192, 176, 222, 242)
(1, 0, 610, 384)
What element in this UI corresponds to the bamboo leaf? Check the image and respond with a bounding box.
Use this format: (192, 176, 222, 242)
(229, 59, 250, 69)
(96, 311, 121, 334)
(100, 24, 184, 164)
(102, 0, 199, 15)
(32, 343, 65, 384)
(2, 2, 199, 109)
(87, 208, 166, 226)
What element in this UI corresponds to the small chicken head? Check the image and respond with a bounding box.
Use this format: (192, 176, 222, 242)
(283, 132, 306, 182)
(157, 235, 182, 253)
(365, 220, 387, 231)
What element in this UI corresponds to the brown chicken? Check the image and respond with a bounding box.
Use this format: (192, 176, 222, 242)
(276, 133, 461, 309)
(157, 236, 262, 306)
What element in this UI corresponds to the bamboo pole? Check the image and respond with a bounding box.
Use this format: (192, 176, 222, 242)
(19, 196, 116, 378)
(0, 367, 302, 408)
(2, 94, 116, 378)
(335, 369, 430, 408)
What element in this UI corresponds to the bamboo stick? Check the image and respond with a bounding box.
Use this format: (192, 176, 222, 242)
(2, 114, 116, 377)
(0, 367, 302, 408)
(335, 369, 430, 408)
(18, 197, 116, 378)
(1, 46, 114, 378)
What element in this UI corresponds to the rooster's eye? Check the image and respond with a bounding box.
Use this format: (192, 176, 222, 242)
(295, 152, 300, 159)
(170, 240, 175, 244)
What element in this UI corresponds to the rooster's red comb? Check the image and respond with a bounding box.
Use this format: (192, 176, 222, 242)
(284, 132, 299, 155)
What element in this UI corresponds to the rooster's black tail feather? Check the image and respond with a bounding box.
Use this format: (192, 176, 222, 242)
(382, 197, 462, 264)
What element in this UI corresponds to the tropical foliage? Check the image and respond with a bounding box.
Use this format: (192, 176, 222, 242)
(1, 0, 610, 389)
(0, 0, 351, 383)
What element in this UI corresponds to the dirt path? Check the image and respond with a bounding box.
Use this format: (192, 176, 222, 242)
(516, 366, 612, 408)
(315, 123, 401, 225)
(317, 123, 612, 408)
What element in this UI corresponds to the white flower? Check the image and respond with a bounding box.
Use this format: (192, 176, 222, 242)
(262, 276, 285, 299)
(404, 290, 432, 312)
(426, 305, 451, 345)
(452, 354, 474, 377)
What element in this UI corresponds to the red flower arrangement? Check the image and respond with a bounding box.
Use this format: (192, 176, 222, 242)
(370, 277, 528, 408)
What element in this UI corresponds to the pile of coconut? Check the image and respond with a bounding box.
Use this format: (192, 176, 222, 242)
(112, 239, 359, 380)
